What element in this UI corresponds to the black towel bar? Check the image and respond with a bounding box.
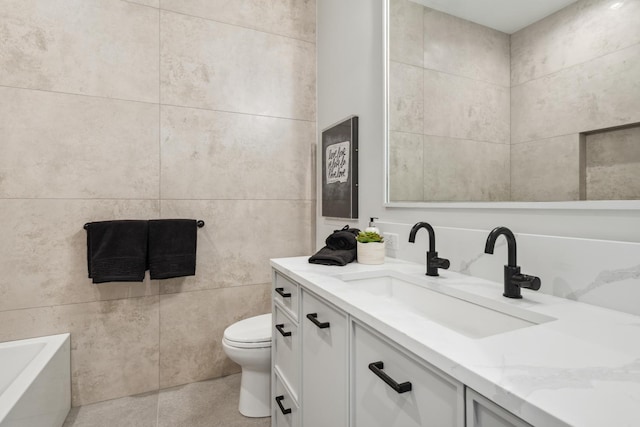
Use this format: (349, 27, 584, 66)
(84, 220, 205, 230)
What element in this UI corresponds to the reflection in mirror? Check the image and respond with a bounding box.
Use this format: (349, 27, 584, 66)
(387, 0, 640, 203)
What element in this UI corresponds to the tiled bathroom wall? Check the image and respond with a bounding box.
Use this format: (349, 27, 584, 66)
(510, 0, 640, 201)
(389, 0, 640, 203)
(388, 0, 511, 202)
(0, 0, 316, 406)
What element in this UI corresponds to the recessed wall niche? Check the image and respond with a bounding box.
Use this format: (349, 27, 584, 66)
(585, 124, 640, 200)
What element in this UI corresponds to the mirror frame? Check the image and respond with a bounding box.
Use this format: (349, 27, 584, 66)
(382, 0, 640, 211)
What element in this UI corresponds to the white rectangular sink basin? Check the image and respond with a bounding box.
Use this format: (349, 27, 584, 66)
(337, 270, 554, 339)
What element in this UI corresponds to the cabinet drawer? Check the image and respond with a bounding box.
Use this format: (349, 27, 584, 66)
(273, 305, 299, 399)
(301, 290, 348, 427)
(274, 374, 299, 427)
(274, 272, 299, 320)
(466, 388, 532, 427)
(353, 323, 464, 427)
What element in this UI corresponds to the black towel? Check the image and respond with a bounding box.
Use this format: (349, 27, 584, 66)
(148, 219, 197, 279)
(309, 246, 356, 266)
(325, 225, 360, 250)
(86, 220, 148, 284)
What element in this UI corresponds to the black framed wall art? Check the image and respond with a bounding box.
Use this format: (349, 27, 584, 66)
(321, 116, 358, 219)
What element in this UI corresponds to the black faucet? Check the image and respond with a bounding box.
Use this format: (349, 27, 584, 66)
(408, 222, 450, 276)
(484, 227, 541, 299)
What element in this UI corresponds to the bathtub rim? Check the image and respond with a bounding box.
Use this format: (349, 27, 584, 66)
(0, 333, 70, 423)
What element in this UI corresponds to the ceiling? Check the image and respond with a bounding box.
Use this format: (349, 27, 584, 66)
(410, 0, 580, 33)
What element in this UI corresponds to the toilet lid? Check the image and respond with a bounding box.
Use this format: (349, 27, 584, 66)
(223, 313, 272, 344)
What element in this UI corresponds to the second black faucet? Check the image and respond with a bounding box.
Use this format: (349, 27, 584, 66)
(484, 226, 541, 299)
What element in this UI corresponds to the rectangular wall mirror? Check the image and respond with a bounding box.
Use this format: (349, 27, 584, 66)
(386, 0, 640, 204)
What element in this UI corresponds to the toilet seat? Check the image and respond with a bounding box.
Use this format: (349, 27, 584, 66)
(223, 313, 272, 349)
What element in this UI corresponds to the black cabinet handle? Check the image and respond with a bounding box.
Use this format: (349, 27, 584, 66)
(306, 313, 330, 329)
(275, 323, 291, 337)
(368, 361, 412, 394)
(275, 395, 291, 415)
(275, 287, 291, 298)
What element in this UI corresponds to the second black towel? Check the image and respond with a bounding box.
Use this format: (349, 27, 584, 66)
(148, 219, 198, 279)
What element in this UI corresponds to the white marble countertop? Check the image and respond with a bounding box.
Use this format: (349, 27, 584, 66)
(271, 256, 640, 427)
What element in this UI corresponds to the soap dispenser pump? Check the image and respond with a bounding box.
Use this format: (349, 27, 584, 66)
(365, 217, 380, 234)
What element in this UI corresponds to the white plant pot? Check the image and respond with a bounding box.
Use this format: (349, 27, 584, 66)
(357, 241, 385, 265)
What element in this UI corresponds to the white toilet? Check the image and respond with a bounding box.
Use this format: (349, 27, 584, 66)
(222, 313, 272, 418)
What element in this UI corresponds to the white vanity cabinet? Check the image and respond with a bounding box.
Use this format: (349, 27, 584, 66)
(352, 322, 465, 427)
(300, 289, 349, 427)
(271, 268, 531, 427)
(466, 388, 532, 427)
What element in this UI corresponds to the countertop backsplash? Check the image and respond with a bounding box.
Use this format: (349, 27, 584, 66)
(377, 221, 640, 317)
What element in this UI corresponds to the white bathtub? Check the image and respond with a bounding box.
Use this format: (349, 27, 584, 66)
(0, 334, 70, 427)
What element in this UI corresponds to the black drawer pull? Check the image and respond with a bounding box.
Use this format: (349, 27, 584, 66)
(275, 287, 291, 298)
(368, 361, 412, 394)
(275, 395, 292, 415)
(306, 313, 330, 329)
(275, 323, 291, 337)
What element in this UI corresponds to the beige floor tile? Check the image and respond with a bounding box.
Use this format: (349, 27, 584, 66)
(158, 374, 271, 427)
(63, 392, 158, 427)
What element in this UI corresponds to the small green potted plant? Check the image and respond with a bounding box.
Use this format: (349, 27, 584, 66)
(356, 231, 385, 265)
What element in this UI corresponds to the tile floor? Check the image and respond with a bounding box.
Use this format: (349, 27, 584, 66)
(63, 374, 270, 427)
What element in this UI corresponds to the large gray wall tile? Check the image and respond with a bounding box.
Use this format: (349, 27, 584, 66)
(0, 296, 160, 406)
(161, 105, 314, 200)
(0, 88, 160, 199)
(511, 0, 640, 85)
(0, 0, 159, 102)
(160, 0, 316, 42)
(388, 131, 424, 202)
(158, 200, 313, 294)
(424, 8, 510, 87)
(511, 43, 640, 144)
(511, 135, 583, 201)
(586, 126, 640, 200)
(424, 69, 510, 144)
(159, 285, 270, 388)
(389, 0, 424, 67)
(0, 200, 159, 312)
(423, 136, 510, 201)
(160, 11, 316, 120)
(389, 61, 424, 133)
